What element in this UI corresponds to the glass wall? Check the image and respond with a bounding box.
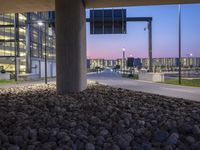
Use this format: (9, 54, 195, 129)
(0, 12, 56, 74)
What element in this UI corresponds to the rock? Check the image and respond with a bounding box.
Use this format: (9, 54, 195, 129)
(42, 142, 52, 150)
(13, 136, 23, 146)
(163, 145, 173, 150)
(192, 141, 200, 150)
(57, 132, 71, 144)
(121, 113, 132, 121)
(103, 143, 112, 149)
(154, 130, 169, 142)
(27, 145, 35, 150)
(166, 133, 179, 145)
(29, 129, 37, 141)
(38, 128, 49, 142)
(142, 141, 152, 150)
(138, 120, 145, 126)
(182, 123, 193, 134)
(124, 118, 130, 126)
(117, 134, 132, 149)
(7, 145, 20, 150)
(90, 116, 101, 125)
(0, 84, 200, 150)
(185, 136, 195, 144)
(100, 129, 109, 136)
(57, 132, 67, 140)
(0, 131, 8, 143)
(96, 136, 105, 146)
(85, 143, 95, 150)
(75, 140, 84, 150)
(112, 144, 120, 150)
(193, 125, 200, 135)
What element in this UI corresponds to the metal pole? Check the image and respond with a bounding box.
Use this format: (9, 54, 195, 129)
(178, 4, 182, 84)
(14, 13, 19, 81)
(123, 50, 125, 74)
(148, 21, 153, 72)
(25, 14, 31, 74)
(44, 23, 47, 84)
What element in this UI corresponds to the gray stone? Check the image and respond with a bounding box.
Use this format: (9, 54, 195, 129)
(13, 136, 23, 146)
(27, 145, 35, 150)
(154, 130, 169, 142)
(186, 136, 195, 144)
(90, 116, 101, 125)
(96, 136, 105, 146)
(117, 134, 132, 149)
(142, 141, 152, 150)
(0, 131, 8, 143)
(7, 145, 20, 150)
(138, 120, 145, 126)
(193, 125, 200, 135)
(121, 113, 132, 121)
(166, 133, 179, 145)
(163, 145, 173, 150)
(112, 144, 120, 150)
(100, 129, 109, 136)
(29, 129, 37, 141)
(85, 143, 95, 150)
(192, 141, 200, 150)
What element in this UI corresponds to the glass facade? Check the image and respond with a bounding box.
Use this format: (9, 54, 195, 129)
(0, 12, 56, 75)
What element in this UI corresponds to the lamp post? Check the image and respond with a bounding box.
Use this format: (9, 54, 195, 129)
(122, 48, 126, 74)
(186, 53, 193, 68)
(178, 4, 182, 85)
(144, 21, 153, 72)
(38, 20, 47, 84)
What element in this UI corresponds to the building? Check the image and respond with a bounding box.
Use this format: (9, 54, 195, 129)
(142, 57, 200, 69)
(89, 59, 105, 69)
(87, 57, 200, 71)
(0, 12, 56, 79)
(104, 59, 116, 68)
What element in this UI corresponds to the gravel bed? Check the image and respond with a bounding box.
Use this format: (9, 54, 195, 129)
(0, 84, 200, 150)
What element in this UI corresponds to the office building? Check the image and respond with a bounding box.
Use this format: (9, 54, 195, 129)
(0, 12, 56, 79)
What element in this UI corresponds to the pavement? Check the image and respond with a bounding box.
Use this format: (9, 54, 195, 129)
(0, 71, 199, 101)
(87, 69, 200, 102)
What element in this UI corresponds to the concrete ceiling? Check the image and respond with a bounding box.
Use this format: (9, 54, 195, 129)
(0, 0, 200, 13)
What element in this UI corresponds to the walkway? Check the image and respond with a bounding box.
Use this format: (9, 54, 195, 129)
(87, 69, 200, 102)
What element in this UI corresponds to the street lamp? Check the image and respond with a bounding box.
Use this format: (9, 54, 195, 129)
(186, 53, 193, 68)
(37, 20, 44, 26)
(37, 20, 47, 84)
(122, 48, 126, 74)
(178, 4, 182, 85)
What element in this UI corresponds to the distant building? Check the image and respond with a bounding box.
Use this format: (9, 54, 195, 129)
(134, 58, 142, 68)
(87, 57, 200, 70)
(89, 59, 105, 69)
(127, 57, 134, 67)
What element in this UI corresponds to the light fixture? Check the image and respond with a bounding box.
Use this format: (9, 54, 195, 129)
(37, 20, 44, 26)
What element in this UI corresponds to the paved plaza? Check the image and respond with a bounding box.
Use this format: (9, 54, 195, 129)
(87, 70, 200, 102)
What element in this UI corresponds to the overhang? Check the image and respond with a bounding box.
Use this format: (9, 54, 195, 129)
(0, 0, 200, 13)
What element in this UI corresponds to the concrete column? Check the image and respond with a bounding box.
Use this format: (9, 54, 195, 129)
(55, 0, 87, 94)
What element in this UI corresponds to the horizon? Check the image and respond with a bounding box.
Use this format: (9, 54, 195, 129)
(86, 4, 200, 59)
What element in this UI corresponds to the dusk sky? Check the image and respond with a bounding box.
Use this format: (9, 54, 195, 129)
(86, 4, 200, 59)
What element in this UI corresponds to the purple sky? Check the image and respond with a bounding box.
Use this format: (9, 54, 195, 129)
(86, 4, 200, 59)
